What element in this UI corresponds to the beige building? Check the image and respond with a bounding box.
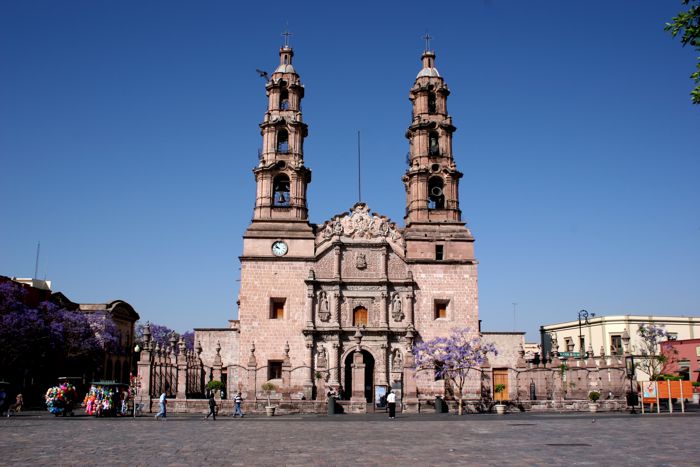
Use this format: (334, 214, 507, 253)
(195, 42, 480, 408)
(541, 314, 700, 380)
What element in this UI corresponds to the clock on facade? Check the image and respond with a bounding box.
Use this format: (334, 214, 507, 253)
(271, 240, 288, 256)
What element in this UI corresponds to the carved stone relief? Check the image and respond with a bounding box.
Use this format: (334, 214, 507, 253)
(317, 291, 330, 322)
(316, 203, 404, 248)
(390, 292, 404, 322)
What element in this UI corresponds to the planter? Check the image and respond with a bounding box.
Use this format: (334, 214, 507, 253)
(588, 402, 598, 413)
(265, 406, 276, 417)
(495, 404, 506, 415)
(692, 393, 700, 405)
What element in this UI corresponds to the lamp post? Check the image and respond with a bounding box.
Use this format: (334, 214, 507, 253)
(133, 344, 141, 418)
(577, 310, 595, 359)
(622, 329, 638, 414)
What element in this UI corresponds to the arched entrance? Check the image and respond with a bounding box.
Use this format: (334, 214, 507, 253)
(344, 350, 374, 402)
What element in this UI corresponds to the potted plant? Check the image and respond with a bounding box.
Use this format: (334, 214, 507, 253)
(494, 384, 507, 415)
(588, 391, 601, 413)
(262, 382, 277, 416)
(692, 382, 700, 405)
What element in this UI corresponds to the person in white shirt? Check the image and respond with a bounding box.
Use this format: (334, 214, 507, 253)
(155, 392, 167, 420)
(387, 390, 396, 419)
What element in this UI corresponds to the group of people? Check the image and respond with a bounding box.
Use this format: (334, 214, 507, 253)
(0, 389, 23, 417)
(204, 391, 245, 420)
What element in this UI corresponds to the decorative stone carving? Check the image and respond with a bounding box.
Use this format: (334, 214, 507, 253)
(317, 346, 328, 368)
(392, 350, 403, 371)
(356, 253, 367, 270)
(391, 292, 404, 322)
(316, 203, 404, 247)
(318, 291, 330, 322)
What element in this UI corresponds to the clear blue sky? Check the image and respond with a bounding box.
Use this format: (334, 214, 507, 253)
(1, 1, 698, 341)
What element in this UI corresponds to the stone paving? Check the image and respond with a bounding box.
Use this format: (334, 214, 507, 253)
(1, 409, 699, 466)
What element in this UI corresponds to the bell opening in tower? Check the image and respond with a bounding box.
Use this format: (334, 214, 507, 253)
(277, 129, 289, 153)
(428, 176, 445, 210)
(429, 131, 439, 156)
(273, 174, 290, 207)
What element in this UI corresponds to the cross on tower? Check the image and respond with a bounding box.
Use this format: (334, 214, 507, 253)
(423, 32, 432, 52)
(282, 29, 293, 48)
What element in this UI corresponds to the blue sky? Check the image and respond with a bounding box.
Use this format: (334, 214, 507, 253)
(1, 0, 698, 341)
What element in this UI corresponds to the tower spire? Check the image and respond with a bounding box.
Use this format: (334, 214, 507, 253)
(422, 32, 432, 53)
(282, 28, 292, 48)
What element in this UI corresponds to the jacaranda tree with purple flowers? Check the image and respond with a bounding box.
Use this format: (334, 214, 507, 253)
(413, 328, 497, 415)
(134, 322, 194, 351)
(635, 323, 671, 380)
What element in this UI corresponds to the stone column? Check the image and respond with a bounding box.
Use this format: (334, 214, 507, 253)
(406, 290, 414, 325)
(380, 248, 387, 279)
(377, 343, 389, 386)
(350, 351, 366, 402)
(332, 291, 341, 327)
(305, 279, 315, 328)
(402, 350, 419, 413)
(176, 337, 188, 402)
(329, 341, 340, 387)
(304, 336, 314, 400)
(246, 342, 257, 401)
(380, 292, 388, 328)
(212, 341, 223, 400)
(282, 341, 292, 400)
(333, 246, 341, 279)
(136, 345, 152, 412)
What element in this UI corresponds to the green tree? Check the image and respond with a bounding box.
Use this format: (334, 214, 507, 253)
(665, 0, 700, 104)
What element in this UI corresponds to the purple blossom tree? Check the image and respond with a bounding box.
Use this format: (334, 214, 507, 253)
(413, 328, 497, 415)
(135, 322, 194, 351)
(635, 323, 671, 379)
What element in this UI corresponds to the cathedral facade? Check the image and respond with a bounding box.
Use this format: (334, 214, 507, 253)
(231, 42, 479, 406)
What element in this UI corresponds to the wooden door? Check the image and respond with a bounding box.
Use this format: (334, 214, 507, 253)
(354, 307, 368, 326)
(493, 369, 509, 401)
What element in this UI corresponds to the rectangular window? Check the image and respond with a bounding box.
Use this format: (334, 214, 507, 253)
(270, 298, 285, 319)
(435, 245, 444, 261)
(434, 300, 448, 319)
(610, 335, 623, 355)
(565, 338, 574, 353)
(268, 361, 283, 380)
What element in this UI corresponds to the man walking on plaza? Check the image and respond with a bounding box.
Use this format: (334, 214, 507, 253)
(387, 390, 396, 419)
(205, 393, 217, 420)
(232, 391, 244, 417)
(155, 391, 167, 420)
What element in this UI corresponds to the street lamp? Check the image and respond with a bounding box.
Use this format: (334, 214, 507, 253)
(622, 329, 638, 414)
(577, 309, 595, 359)
(132, 344, 141, 418)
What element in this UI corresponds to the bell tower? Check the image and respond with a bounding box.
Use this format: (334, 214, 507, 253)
(403, 41, 475, 262)
(243, 39, 315, 258)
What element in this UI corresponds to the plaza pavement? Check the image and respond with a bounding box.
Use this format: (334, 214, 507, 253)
(1, 408, 699, 466)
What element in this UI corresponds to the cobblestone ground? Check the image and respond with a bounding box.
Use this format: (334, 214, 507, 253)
(1, 409, 699, 466)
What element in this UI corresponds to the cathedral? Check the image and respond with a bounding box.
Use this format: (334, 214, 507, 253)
(188, 40, 480, 412)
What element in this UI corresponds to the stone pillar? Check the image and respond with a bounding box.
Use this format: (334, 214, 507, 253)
(380, 248, 388, 279)
(304, 336, 314, 400)
(350, 351, 366, 402)
(305, 280, 315, 328)
(176, 337, 188, 401)
(380, 292, 388, 328)
(377, 343, 389, 386)
(136, 345, 152, 411)
(332, 292, 341, 327)
(329, 341, 340, 386)
(212, 341, 223, 400)
(402, 350, 419, 413)
(406, 290, 414, 325)
(247, 342, 257, 401)
(333, 246, 341, 279)
(282, 341, 292, 400)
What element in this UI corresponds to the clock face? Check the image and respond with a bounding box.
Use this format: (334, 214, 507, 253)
(271, 241, 288, 256)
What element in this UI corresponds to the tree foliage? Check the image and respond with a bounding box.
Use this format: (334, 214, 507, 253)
(134, 322, 194, 351)
(634, 323, 671, 379)
(413, 328, 497, 415)
(665, 0, 700, 104)
(0, 280, 117, 390)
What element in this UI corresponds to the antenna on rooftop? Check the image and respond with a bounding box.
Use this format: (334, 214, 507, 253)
(34, 241, 41, 279)
(357, 131, 362, 203)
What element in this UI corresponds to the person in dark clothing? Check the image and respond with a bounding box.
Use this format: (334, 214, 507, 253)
(205, 394, 217, 420)
(387, 390, 396, 419)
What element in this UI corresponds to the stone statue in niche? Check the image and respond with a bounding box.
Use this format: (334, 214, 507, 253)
(391, 292, 404, 321)
(317, 346, 328, 368)
(318, 291, 330, 322)
(392, 350, 403, 371)
(356, 253, 367, 270)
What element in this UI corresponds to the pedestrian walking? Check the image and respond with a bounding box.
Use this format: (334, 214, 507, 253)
(155, 391, 167, 420)
(205, 393, 217, 420)
(387, 390, 396, 419)
(232, 391, 244, 417)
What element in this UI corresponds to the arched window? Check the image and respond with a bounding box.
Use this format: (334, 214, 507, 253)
(280, 89, 289, 110)
(428, 91, 437, 114)
(277, 129, 289, 153)
(273, 174, 290, 206)
(428, 176, 445, 210)
(429, 131, 439, 156)
(353, 306, 368, 327)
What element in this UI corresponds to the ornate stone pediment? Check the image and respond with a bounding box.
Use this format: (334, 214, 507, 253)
(316, 203, 404, 248)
